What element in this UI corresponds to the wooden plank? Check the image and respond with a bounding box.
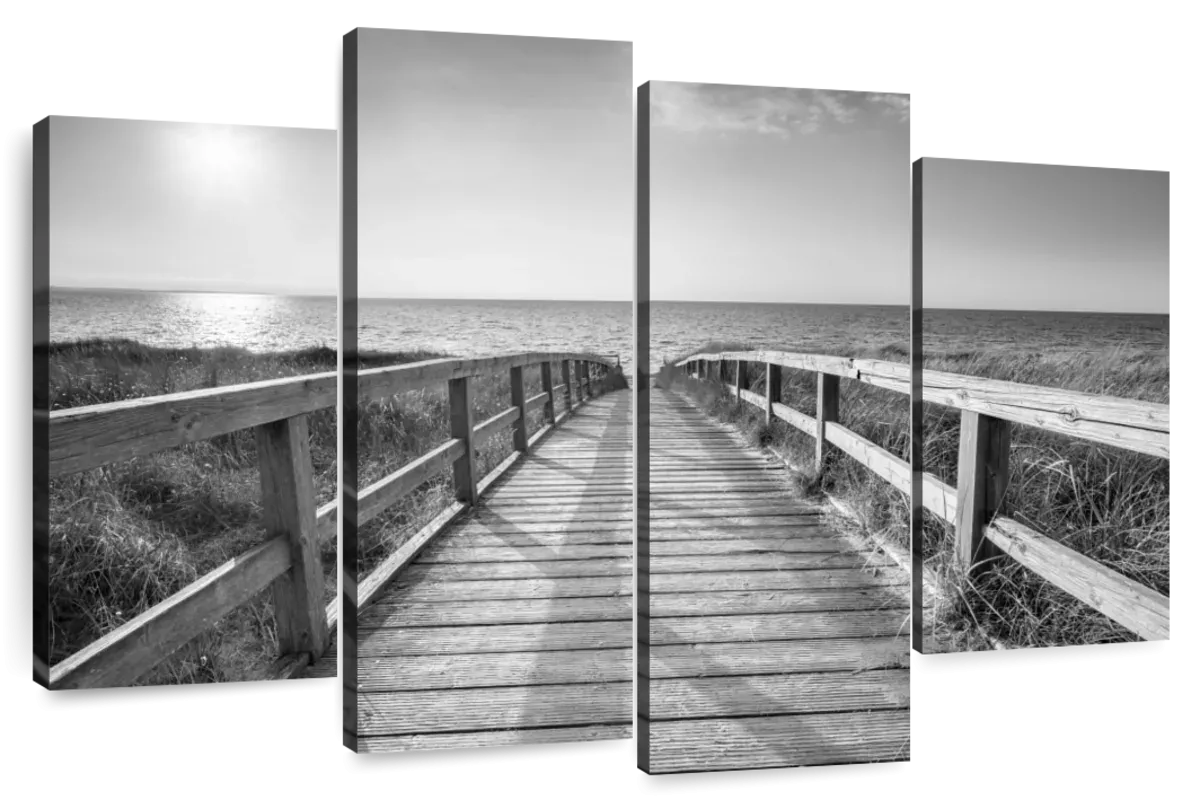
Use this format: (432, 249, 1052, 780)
(360, 595, 632, 628)
(646, 711, 909, 773)
(49, 371, 337, 476)
(650, 636, 909, 678)
(357, 648, 632, 692)
(473, 405, 520, 447)
(824, 422, 911, 494)
(649, 568, 908, 593)
(511, 365, 529, 452)
(986, 516, 1169, 640)
(357, 502, 467, 608)
(256, 414, 329, 660)
(816, 373, 840, 473)
(771, 401, 818, 438)
(649, 538, 861, 555)
(648, 552, 892, 573)
(400, 558, 630, 582)
(561, 359, 573, 410)
(359, 620, 628, 656)
(448, 376, 479, 505)
(649, 670, 909, 719)
(357, 438, 465, 526)
(381, 575, 629, 603)
(955, 410, 1010, 571)
(647, 588, 906, 616)
(436, 530, 631, 547)
(358, 682, 630, 736)
(766, 363, 781, 424)
(649, 609, 909, 644)
(923, 368, 1168, 458)
(50, 536, 292, 689)
(419, 543, 629, 563)
(541, 362, 555, 424)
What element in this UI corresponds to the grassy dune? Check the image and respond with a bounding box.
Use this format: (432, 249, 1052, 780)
(654, 340, 912, 562)
(46, 338, 338, 684)
(921, 347, 1169, 650)
(355, 352, 628, 581)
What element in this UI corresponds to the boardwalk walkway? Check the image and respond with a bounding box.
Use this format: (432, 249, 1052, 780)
(641, 387, 910, 773)
(353, 390, 633, 752)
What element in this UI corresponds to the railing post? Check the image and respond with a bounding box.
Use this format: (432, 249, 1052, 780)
(584, 361, 592, 398)
(766, 363, 781, 423)
(561, 359, 573, 411)
(510, 365, 528, 453)
(255, 414, 328, 663)
(448, 376, 479, 504)
(955, 410, 1011, 573)
(815, 373, 840, 475)
(541, 360, 556, 425)
(575, 360, 585, 401)
(735, 360, 747, 405)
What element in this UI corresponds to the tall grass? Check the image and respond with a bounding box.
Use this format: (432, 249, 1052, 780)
(654, 340, 912, 558)
(46, 338, 338, 684)
(921, 346, 1169, 650)
(355, 352, 627, 581)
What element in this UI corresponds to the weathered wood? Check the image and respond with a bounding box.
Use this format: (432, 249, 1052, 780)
(561, 360, 573, 410)
(360, 595, 632, 628)
(540, 361, 556, 424)
(648, 588, 906, 616)
(510, 366, 529, 452)
(923, 368, 1168, 458)
(49, 371, 337, 476)
(473, 404, 520, 446)
(357, 438, 465, 526)
(816, 372, 840, 473)
(955, 410, 1010, 572)
(50, 536, 292, 689)
(771, 401, 818, 438)
(735, 360, 747, 405)
(650, 609, 910, 644)
(649, 670, 909, 719)
(765, 363, 782, 423)
(357, 725, 631, 753)
(256, 415, 329, 661)
(650, 637, 909, 678)
(447, 376, 478, 505)
(824, 422, 910, 494)
(357, 648, 631, 692)
(359, 620, 627, 656)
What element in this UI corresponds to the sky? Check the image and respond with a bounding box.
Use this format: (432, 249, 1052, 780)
(649, 82, 910, 304)
(49, 117, 336, 295)
(357, 29, 633, 301)
(922, 158, 1168, 313)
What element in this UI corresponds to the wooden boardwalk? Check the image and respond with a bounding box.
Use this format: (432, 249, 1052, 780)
(640, 388, 910, 773)
(353, 390, 632, 752)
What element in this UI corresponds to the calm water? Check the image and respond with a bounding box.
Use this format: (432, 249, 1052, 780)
(651, 302, 909, 369)
(923, 309, 1169, 356)
(359, 299, 632, 367)
(50, 289, 336, 352)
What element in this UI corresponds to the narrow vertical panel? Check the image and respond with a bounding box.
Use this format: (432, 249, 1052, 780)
(910, 157, 924, 652)
(510, 365, 528, 452)
(766, 363, 782, 423)
(256, 415, 330, 662)
(635, 80, 652, 774)
(815, 373, 840, 474)
(33, 117, 51, 687)
(735, 360, 746, 404)
(954, 410, 1011, 572)
(561, 359, 573, 411)
(448, 376, 479, 504)
(540, 360, 556, 425)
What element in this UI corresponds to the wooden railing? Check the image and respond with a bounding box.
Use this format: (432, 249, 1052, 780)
(920, 367, 1169, 641)
(677, 351, 911, 485)
(355, 351, 620, 608)
(42, 371, 339, 689)
(674, 350, 1170, 641)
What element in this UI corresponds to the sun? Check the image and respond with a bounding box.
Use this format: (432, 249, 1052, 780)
(173, 125, 253, 191)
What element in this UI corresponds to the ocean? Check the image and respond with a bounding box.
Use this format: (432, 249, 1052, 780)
(650, 302, 909, 369)
(648, 303, 1169, 369)
(359, 298, 632, 367)
(50, 291, 633, 366)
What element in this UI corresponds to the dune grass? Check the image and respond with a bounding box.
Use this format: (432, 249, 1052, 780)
(653, 339, 912, 562)
(920, 346, 1169, 650)
(355, 352, 628, 581)
(45, 338, 338, 684)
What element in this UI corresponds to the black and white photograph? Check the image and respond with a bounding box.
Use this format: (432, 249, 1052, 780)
(637, 81, 911, 773)
(915, 158, 1169, 653)
(343, 29, 633, 753)
(33, 116, 338, 688)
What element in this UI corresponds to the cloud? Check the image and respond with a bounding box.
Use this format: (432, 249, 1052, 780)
(651, 83, 909, 137)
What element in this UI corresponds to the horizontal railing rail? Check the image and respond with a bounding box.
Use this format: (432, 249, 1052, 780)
(920, 369, 1169, 641)
(674, 350, 1169, 640)
(357, 352, 620, 608)
(45, 370, 339, 689)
